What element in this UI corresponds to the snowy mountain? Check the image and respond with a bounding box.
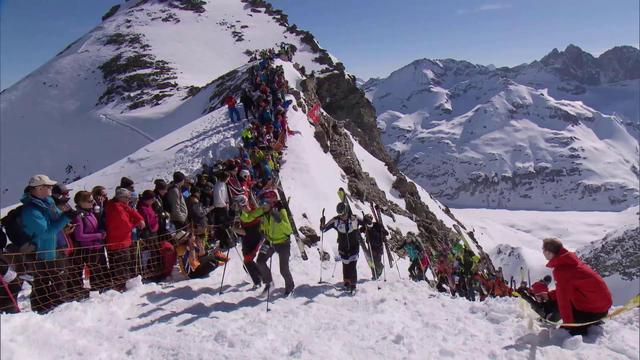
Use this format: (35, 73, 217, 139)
(0, 0, 341, 208)
(364, 45, 640, 211)
(0, 0, 493, 289)
(2, 3, 639, 358)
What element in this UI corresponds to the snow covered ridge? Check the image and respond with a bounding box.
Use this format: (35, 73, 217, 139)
(0, 0, 342, 208)
(364, 45, 639, 211)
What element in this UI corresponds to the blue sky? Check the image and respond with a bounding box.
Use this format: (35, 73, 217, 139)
(1, 0, 638, 89)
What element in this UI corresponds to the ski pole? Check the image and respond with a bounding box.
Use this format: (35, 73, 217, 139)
(233, 244, 251, 281)
(331, 261, 338, 279)
(218, 248, 231, 295)
(382, 245, 387, 282)
(393, 253, 403, 280)
(319, 209, 326, 284)
(266, 254, 274, 313)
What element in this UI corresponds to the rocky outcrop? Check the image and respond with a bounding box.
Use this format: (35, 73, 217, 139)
(300, 69, 492, 261)
(579, 227, 640, 281)
(538, 44, 640, 85)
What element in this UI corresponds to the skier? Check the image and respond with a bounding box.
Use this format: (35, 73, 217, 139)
(402, 237, 424, 281)
(321, 203, 362, 293)
(461, 248, 478, 301)
(256, 198, 295, 297)
(360, 213, 386, 279)
(237, 195, 264, 288)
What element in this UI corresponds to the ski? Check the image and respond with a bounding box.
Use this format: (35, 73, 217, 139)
(374, 204, 394, 268)
(358, 211, 375, 270)
(276, 188, 308, 261)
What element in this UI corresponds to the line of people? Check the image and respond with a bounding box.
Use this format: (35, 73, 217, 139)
(0, 50, 300, 313)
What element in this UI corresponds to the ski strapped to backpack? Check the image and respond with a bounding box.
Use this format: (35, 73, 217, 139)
(372, 203, 395, 269)
(275, 188, 308, 261)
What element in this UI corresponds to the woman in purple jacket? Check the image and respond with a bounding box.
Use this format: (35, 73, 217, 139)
(67, 191, 111, 296)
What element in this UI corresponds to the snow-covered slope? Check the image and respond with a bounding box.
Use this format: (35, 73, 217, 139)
(3, 252, 639, 360)
(364, 45, 640, 211)
(0, 0, 339, 207)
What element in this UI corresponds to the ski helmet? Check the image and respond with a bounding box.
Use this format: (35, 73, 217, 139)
(364, 213, 374, 226)
(336, 202, 347, 215)
(239, 169, 250, 180)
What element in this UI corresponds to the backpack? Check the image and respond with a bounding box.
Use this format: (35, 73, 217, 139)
(0, 206, 34, 251)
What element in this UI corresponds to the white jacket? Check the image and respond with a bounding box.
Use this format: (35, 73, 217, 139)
(213, 181, 229, 208)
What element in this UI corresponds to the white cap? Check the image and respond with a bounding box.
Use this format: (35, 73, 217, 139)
(28, 174, 57, 187)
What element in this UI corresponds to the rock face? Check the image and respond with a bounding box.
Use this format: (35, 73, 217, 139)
(539, 44, 640, 85)
(579, 227, 640, 281)
(364, 45, 640, 211)
(300, 70, 493, 263)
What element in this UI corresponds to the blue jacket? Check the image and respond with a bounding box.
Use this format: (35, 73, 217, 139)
(20, 194, 70, 261)
(404, 243, 421, 261)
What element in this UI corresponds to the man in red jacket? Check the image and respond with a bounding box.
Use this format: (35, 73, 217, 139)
(543, 237, 612, 335)
(105, 188, 145, 291)
(225, 95, 241, 123)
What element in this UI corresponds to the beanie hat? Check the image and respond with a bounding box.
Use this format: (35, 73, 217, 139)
(173, 171, 186, 183)
(120, 177, 134, 189)
(141, 190, 155, 201)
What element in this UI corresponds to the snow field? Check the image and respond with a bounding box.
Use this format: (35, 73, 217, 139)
(2, 246, 638, 360)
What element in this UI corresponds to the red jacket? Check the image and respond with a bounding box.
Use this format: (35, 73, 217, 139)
(105, 200, 144, 251)
(546, 248, 612, 324)
(224, 96, 236, 108)
(530, 280, 549, 295)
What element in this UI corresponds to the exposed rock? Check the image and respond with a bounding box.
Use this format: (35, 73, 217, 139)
(102, 5, 121, 21)
(299, 69, 493, 264)
(579, 227, 640, 281)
